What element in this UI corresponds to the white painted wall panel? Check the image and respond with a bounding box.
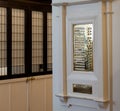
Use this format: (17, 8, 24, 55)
(0, 75, 52, 111)
(52, 0, 120, 111)
(112, 0, 120, 111)
(0, 84, 10, 111)
(52, 0, 100, 4)
(46, 78, 53, 111)
(52, 6, 66, 111)
(29, 75, 52, 111)
(11, 81, 28, 111)
(30, 78, 45, 111)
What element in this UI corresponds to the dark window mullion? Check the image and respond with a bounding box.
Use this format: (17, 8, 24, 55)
(43, 12, 47, 72)
(25, 9, 32, 75)
(7, 8, 12, 77)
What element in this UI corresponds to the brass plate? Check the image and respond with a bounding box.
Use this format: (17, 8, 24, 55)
(73, 84, 92, 94)
(73, 23, 94, 71)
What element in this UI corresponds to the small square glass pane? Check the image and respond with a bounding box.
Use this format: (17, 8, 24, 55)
(73, 23, 93, 71)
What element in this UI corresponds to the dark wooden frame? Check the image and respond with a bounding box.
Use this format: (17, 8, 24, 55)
(0, 0, 52, 80)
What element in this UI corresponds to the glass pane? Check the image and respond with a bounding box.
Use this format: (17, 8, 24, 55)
(0, 7, 7, 76)
(73, 23, 93, 71)
(47, 13, 52, 71)
(32, 11, 43, 73)
(12, 9, 25, 74)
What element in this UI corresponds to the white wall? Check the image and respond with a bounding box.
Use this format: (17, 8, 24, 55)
(52, 0, 120, 111)
(52, 6, 64, 111)
(112, 0, 120, 111)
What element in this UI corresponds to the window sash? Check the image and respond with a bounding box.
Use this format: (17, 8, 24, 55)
(0, 6, 52, 80)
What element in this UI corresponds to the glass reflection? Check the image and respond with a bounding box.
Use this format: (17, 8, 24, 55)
(73, 24, 93, 71)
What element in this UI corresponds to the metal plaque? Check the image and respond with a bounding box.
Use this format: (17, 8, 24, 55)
(73, 84, 92, 94)
(73, 24, 93, 71)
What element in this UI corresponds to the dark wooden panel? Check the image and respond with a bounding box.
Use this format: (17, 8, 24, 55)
(0, 0, 51, 5)
(10, 0, 51, 3)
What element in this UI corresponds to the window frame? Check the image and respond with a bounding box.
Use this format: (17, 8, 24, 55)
(0, 1, 52, 80)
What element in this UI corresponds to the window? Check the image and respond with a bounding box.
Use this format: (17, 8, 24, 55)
(47, 13, 52, 71)
(12, 9, 25, 75)
(32, 11, 43, 73)
(0, 1, 52, 80)
(0, 7, 7, 76)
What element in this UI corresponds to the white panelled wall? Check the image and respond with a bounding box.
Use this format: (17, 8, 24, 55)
(52, 0, 120, 111)
(0, 75, 52, 111)
(112, 0, 120, 111)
